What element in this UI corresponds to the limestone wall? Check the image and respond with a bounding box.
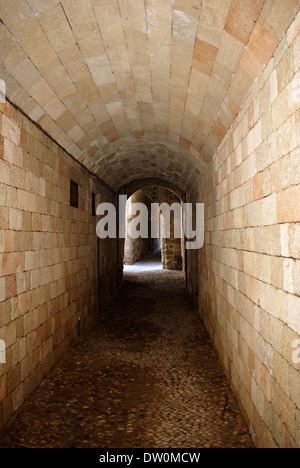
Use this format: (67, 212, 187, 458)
(0, 102, 120, 433)
(161, 192, 183, 271)
(123, 190, 150, 265)
(198, 13, 300, 447)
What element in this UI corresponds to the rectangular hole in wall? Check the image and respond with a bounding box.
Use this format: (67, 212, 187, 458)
(70, 180, 79, 208)
(92, 192, 96, 216)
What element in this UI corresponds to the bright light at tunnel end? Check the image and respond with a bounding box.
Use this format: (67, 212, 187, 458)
(96, 195, 204, 250)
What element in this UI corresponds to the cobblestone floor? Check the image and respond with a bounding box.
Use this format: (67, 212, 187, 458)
(0, 254, 254, 448)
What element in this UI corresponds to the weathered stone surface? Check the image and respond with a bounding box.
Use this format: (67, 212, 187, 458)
(0, 0, 299, 451)
(0, 1, 297, 191)
(0, 103, 122, 436)
(197, 11, 300, 448)
(0, 262, 253, 448)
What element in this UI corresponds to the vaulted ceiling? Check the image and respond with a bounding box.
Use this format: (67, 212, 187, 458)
(0, 0, 299, 192)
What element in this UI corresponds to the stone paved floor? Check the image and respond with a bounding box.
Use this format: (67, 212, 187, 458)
(0, 253, 254, 448)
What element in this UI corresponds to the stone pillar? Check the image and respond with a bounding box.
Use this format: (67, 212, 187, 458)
(161, 200, 183, 271)
(123, 190, 150, 264)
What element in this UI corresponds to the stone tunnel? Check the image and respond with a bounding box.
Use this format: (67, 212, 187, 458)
(0, 0, 299, 448)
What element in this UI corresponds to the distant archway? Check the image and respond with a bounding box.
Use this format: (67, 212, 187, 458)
(122, 178, 184, 201)
(121, 181, 186, 274)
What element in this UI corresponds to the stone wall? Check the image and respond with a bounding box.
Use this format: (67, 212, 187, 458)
(123, 187, 183, 269)
(0, 102, 120, 433)
(123, 190, 150, 265)
(141, 186, 183, 271)
(161, 197, 183, 271)
(186, 187, 200, 303)
(198, 13, 300, 447)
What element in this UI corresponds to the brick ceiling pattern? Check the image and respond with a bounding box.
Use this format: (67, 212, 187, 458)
(0, 0, 299, 192)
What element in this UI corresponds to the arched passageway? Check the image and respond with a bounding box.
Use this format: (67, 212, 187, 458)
(0, 262, 253, 448)
(0, 1, 299, 449)
(122, 184, 185, 273)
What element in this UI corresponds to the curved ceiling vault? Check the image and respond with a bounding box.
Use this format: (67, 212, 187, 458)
(0, 0, 299, 192)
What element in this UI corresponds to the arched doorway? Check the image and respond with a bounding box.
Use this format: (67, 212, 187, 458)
(121, 180, 186, 274)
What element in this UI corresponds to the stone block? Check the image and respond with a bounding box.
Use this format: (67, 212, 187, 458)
(253, 172, 263, 201)
(272, 87, 290, 131)
(288, 364, 300, 409)
(172, 10, 198, 47)
(192, 39, 218, 76)
(217, 32, 244, 73)
(277, 45, 295, 94)
(225, 0, 265, 45)
(240, 21, 278, 79)
(10, 208, 23, 231)
(5, 275, 17, 299)
(260, 0, 300, 42)
(5, 231, 14, 253)
(260, 363, 271, 401)
(269, 69, 278, 103)
(0, 375, 7, 404)
(29, 78, 56, 108)
(261, 193, 277, 226)
(287, 294, 300, 334)
(0, 277, 6, 303)
(0, 101, 12, 119)
(4, 139, 23, 167)
(284, 98, 298, 145)
(2, 252, 21, 276)
(12, 382, 24, 413)
(277, 186, 300, 223)
(1, 115, 20, 145)
(4, 320, 17, 348)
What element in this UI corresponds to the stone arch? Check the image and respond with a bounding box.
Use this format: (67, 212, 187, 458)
(122, 180, 186, 272)
(122, 177, 185, 201)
